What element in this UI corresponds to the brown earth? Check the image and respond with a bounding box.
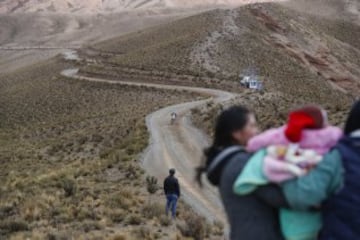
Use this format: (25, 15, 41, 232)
(1, 0, 359, 239)
(0, 57, 227, 239)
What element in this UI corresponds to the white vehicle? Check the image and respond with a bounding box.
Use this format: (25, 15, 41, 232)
(240, 75, 263, 90)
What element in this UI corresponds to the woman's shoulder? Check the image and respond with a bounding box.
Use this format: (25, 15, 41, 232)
(207, 146, 248, 186)
(324, 148, 343, 164)
(231, 150, 252, 163)
(315, 148, 343, 172)
(221, 151, 252, 179)
(219, 147, 265, 186)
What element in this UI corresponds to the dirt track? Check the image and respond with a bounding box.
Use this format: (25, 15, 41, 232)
(61, 68, 236, 223)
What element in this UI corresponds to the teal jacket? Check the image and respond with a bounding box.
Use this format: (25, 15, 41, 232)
(233, 149, 343, 240)
(282, 149, 343, 210)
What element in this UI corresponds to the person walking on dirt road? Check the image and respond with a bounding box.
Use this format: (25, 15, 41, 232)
(171, 112, 177, 125)
(164, 168, 180, 218)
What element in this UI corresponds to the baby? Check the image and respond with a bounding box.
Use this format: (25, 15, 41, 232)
(247, 105, 343, 183)
(234, 105, 343, 240)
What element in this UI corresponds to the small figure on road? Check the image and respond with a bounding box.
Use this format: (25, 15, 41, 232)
(170, 112, 177, 125)
(163, 168, 180, 218)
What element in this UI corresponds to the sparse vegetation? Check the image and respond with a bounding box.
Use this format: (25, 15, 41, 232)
(192, 89, 350, 137)
(93, 11, 222, 75)
(0, 58, 212, 239)
(0, 220, 29, 235)
(146, 176, 159, 195)
(125, 214, 143, 225)
(142, 203, 163, 220)
(177, 211, 209, 240)
(85, 1, 356, 112)
(1, 1, 358, 239)
(159, 215, 172, 227)
(79, 10, 240, 91)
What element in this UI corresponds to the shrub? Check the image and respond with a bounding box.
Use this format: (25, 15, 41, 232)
(142, 203, 163, 219)
(125, 214, 143, 225)
(62, 178, 77, 197)
(146, 176, 159, 195)
(132, 226, 151, 239)
(159, 215, 172, 227)
(0, 205, 15, 218)
(212, 220, 225, 236)
(107, 192, 132, 210)
(177, 213, 208, 240)
(112, 235, 127, 240)
(91, 134, 104, 143)
(153, 232, 161, 239)
(46, 232, 70, 240)
(109, 210, 126, 223)
(80, 220, 103, 233)
(125, 165, 138, 179)
(23, 204, 41, 221)
(0, 220, 29, 235)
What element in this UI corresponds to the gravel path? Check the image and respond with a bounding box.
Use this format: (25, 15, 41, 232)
(61, 67, 237, 223)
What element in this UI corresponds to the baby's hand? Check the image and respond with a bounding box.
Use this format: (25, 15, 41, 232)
(285, 163, 307, 177)
(286, 148, 323, 165)
(302, 150, 323, 164)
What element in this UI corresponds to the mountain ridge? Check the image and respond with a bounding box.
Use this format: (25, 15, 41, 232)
(0, 0, 284, 14)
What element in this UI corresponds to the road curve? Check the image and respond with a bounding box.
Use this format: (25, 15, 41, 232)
(61, 68, 236, 223)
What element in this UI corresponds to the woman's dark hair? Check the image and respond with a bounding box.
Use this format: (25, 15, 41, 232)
(344, 100, 360, 135)
(196, 105, 252, 186)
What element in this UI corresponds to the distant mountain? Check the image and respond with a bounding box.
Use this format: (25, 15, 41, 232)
(0, 0, 284, 14)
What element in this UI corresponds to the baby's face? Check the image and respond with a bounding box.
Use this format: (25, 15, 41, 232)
(267, 145, 287, 159)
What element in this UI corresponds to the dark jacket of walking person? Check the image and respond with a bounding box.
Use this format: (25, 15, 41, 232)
(164, 169, 180, 218)
(196, 106, 289, 240)
(283, 100, 360, 240)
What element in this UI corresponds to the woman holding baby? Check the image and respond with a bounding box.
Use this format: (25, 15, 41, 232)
(197, 100, 360, 240)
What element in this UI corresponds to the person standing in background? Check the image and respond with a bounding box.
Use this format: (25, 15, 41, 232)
(163, 168, 180, 218)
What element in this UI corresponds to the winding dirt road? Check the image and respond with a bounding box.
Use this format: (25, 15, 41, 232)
(61, 68, 236, 223)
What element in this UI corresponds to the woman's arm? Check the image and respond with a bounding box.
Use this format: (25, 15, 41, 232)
(282, 149, 344, 210)
(255, 184, 289, 208)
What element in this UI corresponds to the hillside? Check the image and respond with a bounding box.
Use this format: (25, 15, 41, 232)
(0, 0, 282, 13)
(84, 0, 359, 124)
(1, 0, 359, 238)
(0, 57, 227, 239)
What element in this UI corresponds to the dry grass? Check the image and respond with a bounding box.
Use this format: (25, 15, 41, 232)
(211, 3, 356, 104)
(85, 1, 358, 108)
(192, 90, 350, 138)
(0, 57, 221, 239)
(93, 11, 222, 74)
(184, 2, 358, 135)
(176, 210, 210, 240)
(2, 1, 356, 238)
(80, 10, 241, 91)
